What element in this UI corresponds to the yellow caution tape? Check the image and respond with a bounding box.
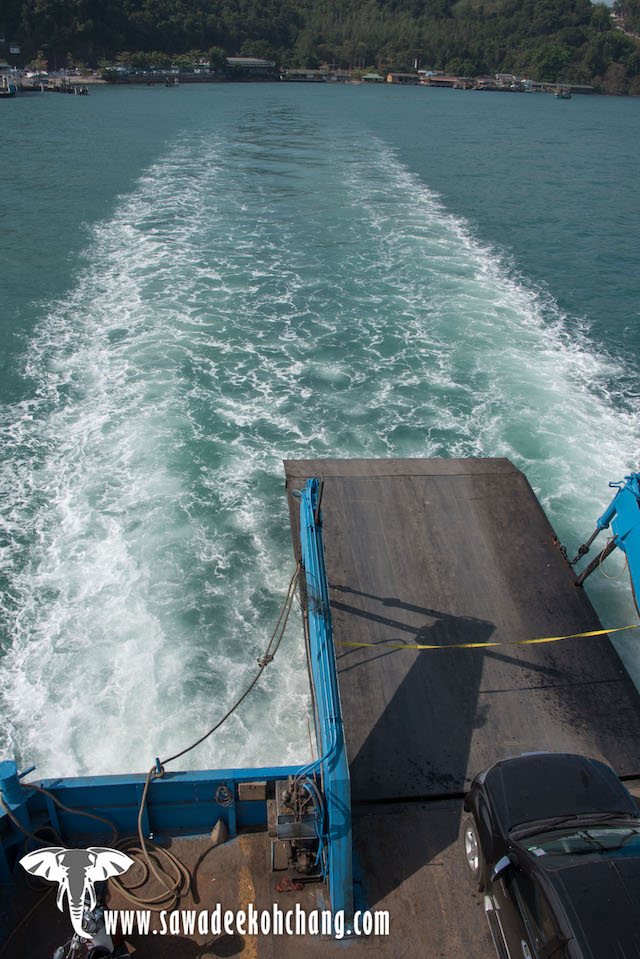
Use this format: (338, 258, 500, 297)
(335, 624, 639, 652)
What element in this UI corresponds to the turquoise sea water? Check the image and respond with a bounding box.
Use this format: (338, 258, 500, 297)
(1, 84, 639, 777)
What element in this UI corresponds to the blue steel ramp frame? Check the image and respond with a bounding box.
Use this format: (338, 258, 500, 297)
(296, 478, 353, 919)
(598, 472, 640, 596)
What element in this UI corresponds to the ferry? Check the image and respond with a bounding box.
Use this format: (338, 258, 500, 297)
(1, 459, 639, 958)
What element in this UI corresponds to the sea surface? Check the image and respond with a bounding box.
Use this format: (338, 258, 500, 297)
(1, 83, 639, 778)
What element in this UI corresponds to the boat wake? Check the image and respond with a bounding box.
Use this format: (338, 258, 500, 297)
(1, 123, 639, 776)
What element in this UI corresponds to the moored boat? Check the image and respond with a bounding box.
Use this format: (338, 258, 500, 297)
(0, 66, 18, 97)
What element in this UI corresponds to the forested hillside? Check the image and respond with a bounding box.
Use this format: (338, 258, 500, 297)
(614, 0, 640, 34)
(3, 0, 640, 91)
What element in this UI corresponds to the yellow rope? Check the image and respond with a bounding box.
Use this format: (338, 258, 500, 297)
(336, 624, 639, 651)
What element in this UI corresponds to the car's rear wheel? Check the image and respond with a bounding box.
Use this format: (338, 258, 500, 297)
(462, 814, 487, 890)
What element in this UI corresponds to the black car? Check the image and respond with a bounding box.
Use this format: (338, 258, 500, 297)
(463, 752, 640, 959)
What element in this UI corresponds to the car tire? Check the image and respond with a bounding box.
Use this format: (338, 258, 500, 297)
(462, 814, 487, 890)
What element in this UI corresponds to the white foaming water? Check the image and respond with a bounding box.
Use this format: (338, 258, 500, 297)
(0, 141, 314, 776)
(1, 129, 639, 777)
(342, 149, 640, 679)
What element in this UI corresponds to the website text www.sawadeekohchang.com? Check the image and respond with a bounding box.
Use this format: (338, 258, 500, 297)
(104, 903, 390, 939)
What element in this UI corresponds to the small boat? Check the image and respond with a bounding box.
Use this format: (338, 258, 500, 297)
(0, 69, 17, 98)
(0, 79, 17, 97)
(555, 87, 572, 99)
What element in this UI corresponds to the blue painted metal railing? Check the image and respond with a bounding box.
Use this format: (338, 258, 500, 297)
(0, 763, 302, 885)
(597, 473, 640, 595)
(296, 477, 353, 919)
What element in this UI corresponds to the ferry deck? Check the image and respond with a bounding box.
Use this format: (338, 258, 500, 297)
(5, 458, 640, 958)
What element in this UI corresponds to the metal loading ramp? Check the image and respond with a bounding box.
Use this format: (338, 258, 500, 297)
(284, 458, 640, 803)
(283, 458, 640, 958)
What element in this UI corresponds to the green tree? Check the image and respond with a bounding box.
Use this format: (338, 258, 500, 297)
(445, 56, 465, 73)
(603, 60, 628, 92)
(27, 50, 47, 72)
(590, 4, 612, 33)
(208, 45, 227, 71)
(536, 40, 571, 80)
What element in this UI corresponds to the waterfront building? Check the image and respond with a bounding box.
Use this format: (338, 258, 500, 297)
(225, 57, 277, 78)
(386, 72, 420, 84)
(281, 69, 327, 82)
(422, 74, 458, 87)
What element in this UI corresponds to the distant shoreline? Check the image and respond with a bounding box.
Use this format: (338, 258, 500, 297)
(15, 73, 639, 95)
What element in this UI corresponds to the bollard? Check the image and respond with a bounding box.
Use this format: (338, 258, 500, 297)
(0, 761, 25, 809)
(0, 760, 31, 883)
(0, 759, 31, 833)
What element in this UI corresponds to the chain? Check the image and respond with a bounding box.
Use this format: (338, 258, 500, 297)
(555, 527, 601, 567)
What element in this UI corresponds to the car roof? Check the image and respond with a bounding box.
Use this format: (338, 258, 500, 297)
(483, 753, 637, 832)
